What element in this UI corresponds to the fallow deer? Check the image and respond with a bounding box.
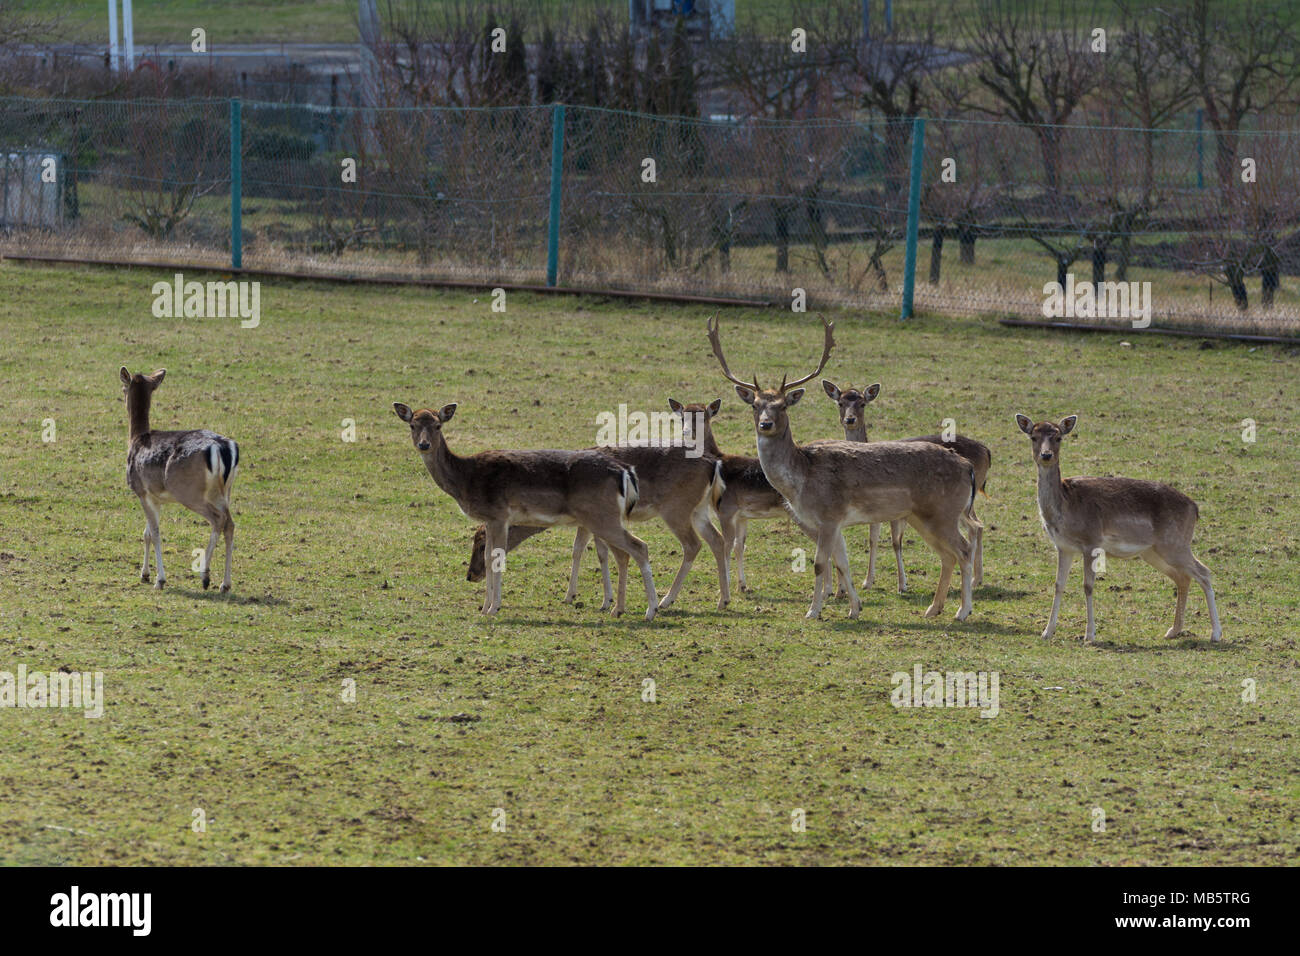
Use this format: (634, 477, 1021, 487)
(393, 402, 659, 620)
(707, 316, 980, 621)
(821, 380, 992, 592)
(120, 367, 239, 592)
(465, 441, 730, 612)
(668, 398, 790, 593)
(1015, 414, 1222, 642)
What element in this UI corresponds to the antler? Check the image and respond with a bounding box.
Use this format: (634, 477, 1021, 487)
(781, 314, 836, 391)
(706, 314, 759, 392)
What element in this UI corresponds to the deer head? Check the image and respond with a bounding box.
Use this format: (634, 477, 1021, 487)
(1016, 414, 1077, 468)
(393, 402, 457, 453)
(821, 380, 880, 433)
(706, 314, 836, 441)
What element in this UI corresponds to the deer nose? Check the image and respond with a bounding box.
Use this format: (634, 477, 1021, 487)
(844, 416, 857, 425)
(758, 420, 774, 431)
(418, 440, 431, 451)
(1039, 450, 1054, 461)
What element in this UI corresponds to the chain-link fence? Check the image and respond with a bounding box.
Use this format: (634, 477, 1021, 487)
(2, 96, 1298, 335)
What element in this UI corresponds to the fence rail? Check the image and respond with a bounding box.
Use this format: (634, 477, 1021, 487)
(2, 96, 1299, 335)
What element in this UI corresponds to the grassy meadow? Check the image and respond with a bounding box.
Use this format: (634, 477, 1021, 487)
(0, 258, 1297, 865)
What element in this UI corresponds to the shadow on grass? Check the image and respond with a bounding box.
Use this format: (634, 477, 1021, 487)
(1088, 634, 1244, 654)
(169, 586, 289, 607)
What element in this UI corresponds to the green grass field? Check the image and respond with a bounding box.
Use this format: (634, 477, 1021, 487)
(0, 259, 1297, 865)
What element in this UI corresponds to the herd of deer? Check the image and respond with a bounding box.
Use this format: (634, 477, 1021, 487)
(117, 315, 1223, 643)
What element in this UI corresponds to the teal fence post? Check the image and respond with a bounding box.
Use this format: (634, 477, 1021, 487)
(230, 98, 242, 270)
(546, 104, 565, 287)
(900, 115, 925, 320)
(1195, 108, 1204, 190)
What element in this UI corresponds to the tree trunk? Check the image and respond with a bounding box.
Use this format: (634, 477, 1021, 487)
(1226, 262, 1248, 311)
(1261, 249, 1279, 307)
(1215, 128, 1239, 193)
(774, 200, 790, 273)
(1038, 127, 1062, 192)
(1056, 256, 1069, 289)
(1091, 241, 1106, 289)
(1115, 232, 1131, 282)
(958, 223, 976, 264)
(929, 225, 945, 285)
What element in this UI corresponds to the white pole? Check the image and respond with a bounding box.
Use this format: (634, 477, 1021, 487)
(122, 0, 135, 71)
(107, 0, 120, 73)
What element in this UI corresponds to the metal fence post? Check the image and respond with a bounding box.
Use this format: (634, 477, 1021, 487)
(1195, 108, 1204, 190)
(230, 98, 242, 270)
(546, 103, 565, 287)
(900, 115, 925, 320)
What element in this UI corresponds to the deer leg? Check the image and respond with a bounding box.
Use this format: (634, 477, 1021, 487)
(891, 520, 907, 593)
(219, 509, 234, 593)
(955, 529, 974, 621)
(600, 529, 657, 622)
(1163, 547, 1222, 642)
(140, 523, 152, 583)
(907, 516, 953, 618)
(692, 505, 730, 610)
(1142, 549, 1186, 639)
(971, 510, 984, 588)
(806, 530, 837, 620)
(734, 517, 750, 592)
(483, 520, 508, 615)
(565, 528, 592, 604)
(593, 535, 613, 611)
(862, 523, 879, 590)
(831, 529, 861, 618)
(1189, 556, 1222, 642)
(1042, 549, 1072, 640)
(657, 516, 701, 611)
(141, 496, 165, 589)
(202, 519, 220, 590)
(1082, 550, 1098, 642)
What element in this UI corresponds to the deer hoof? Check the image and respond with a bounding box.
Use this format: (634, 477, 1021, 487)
(923, 604, 941, 618)
(140, 573, 150, 584)
(220, 583, 230, 594)
(201, 574, 210, 590)
(1163, 626, 1184, 640)
(955, 606, 971, 622)
(154, 579, 165, 590)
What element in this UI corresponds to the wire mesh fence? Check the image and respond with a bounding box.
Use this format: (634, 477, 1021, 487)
(2, 96, 1298, 335)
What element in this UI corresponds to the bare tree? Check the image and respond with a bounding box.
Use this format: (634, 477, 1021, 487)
(1163, 0, 1300, 193)
(958, 0, 1102, 191)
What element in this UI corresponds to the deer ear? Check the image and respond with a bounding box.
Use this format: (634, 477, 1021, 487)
(148, 369, 166, 388)
(864, 383, 881, 402)
(822, 380, 839, 400)
(668, 398, 684, 414)
(1060, 415, 1078, 435)
(1015, 413, 1033, 434)
(735, 385, 756, 406)
(393, 402, 414, 423)
(706, 398, 722, 418)
(785, 387, 806, 408)
(438, 403, 457, 423)
(119, 367, 132, 386)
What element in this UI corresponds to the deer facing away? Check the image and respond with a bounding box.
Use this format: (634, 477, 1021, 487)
(821, 380, 991, 593)
(1016, 414, 1222, 642)
(708, 316, 980, 621)
(393, 402, 659, 620)
(120, 367, 239, 592)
